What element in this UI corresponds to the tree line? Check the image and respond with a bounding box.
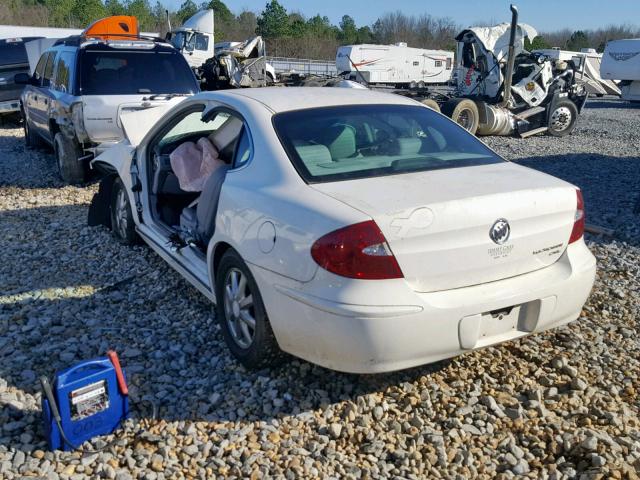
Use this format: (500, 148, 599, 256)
(1, 0, 639, 59)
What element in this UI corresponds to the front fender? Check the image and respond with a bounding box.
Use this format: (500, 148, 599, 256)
(88, 142, 137, 229)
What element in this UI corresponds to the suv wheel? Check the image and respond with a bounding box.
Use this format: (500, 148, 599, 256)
(23, 114, 41, 148)
(110, 177, 139, 245)
(216, 250, 282, 369)
(54, 132, 85, 184)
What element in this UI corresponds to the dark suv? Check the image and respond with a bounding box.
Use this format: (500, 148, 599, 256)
(17, 36, 199, 183)
(0, 37, 42, 116)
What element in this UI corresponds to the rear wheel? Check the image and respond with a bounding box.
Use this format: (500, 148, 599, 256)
(110, 177, 139, 245)
(442, 98, 480, 135)
(421, 98, 441, 113)
(54, 132, 85, 184)
(216, 250, 281, 369)
(547, 100, 578, 137)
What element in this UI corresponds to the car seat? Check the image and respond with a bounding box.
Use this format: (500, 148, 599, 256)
(323, 124, 357, 161)
(178, 115, 244, 245)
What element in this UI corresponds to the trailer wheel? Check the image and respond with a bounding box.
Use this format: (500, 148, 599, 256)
(547, 100, 578, 137)
(421, 99, 441, 113)
(442, 98, 480, 135)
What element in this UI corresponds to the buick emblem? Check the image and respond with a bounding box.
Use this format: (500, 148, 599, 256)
(489, 218, 510, 245)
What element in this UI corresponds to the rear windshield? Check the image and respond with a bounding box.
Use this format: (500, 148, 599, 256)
(0, 41, 28, 67)
(79, 50, 198, 95)
(273, 104, 503, 183)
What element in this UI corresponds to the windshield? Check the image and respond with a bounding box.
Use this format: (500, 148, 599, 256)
(273, 104, 504, 183)
(170, 31, 187, 50)
(0, 41, 28, 67)
(79, 50, 198, 95)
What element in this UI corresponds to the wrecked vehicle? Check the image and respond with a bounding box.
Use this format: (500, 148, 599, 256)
(340, 5, 588, 137)
(167, 9, 274, 90)
(448, 7, 588, 137)
(16, 16, 198, 183)
(89, 87, 595, 373)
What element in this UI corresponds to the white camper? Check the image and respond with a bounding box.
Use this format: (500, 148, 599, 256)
(535, 48, 620, 97)
(336, 43, 454, 87)
(0, 25, 81, 40)
(600, 39, 640, 102)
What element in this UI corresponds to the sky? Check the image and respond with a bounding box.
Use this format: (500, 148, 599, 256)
(166, 0, 640, 32)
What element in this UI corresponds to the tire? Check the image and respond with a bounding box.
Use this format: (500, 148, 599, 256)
(421, 98, 441, 113)
(110, 177, 139, 245)
(547, 100, 578, 137)
(54, 132, 85, 184)
(266, 72, 275, 86)
(23, 113, 42, 148)
(442, 98, 480, 135)
(216, 249, 282, 369)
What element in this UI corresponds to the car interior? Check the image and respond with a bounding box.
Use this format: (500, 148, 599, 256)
(147, 107, 250, 251)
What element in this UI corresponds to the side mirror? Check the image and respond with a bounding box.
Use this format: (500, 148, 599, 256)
(14, 73, 31, 85)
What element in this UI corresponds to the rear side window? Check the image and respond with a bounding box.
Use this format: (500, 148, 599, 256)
(54, 52, 74, 93)
(0, 41, 28, 66)
(79, 50, 198, 95)
(273, 104, 503, 183)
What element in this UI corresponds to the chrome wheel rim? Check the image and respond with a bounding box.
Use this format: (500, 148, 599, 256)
(456, 109, 474, 131)
(114, 188, 130, 238)
(223, 268, 255, 349)
(550, 106, 572, 132)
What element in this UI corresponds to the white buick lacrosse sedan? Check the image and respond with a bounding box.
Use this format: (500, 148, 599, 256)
(89, 87, 596, 373)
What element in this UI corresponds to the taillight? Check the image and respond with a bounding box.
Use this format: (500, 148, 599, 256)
(311, 220, 403, 280)
(569, 189, 585, 244)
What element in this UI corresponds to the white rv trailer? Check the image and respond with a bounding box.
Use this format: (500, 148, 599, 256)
(600, 39, 640, 102)
(336, 43, 454, 86)
(535, 48, 621, 97)
(0, 25, 82, 40)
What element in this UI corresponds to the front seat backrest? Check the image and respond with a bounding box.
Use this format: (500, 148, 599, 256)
(196, 164, 230, 243)
(209, 116, 243, 161)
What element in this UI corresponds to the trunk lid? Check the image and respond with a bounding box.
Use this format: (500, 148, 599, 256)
(311, 162, 578, 292)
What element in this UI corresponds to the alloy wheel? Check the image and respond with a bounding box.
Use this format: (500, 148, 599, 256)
(223, 268, 256, 349)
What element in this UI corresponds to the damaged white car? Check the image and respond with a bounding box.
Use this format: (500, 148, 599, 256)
(89, 88, 596, 373)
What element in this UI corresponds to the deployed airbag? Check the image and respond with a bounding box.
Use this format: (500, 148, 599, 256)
(170, 137, 225, 192)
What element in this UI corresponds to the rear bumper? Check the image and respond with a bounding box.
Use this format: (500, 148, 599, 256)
(252, 241, 597, 373)
(0, 99, 20, 114)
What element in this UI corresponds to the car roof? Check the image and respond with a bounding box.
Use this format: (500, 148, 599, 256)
(196, 87, 421, 113)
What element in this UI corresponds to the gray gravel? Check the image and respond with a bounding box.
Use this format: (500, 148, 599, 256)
(0, 98, 639, 479)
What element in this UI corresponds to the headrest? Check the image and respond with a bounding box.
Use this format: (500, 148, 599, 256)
(209, 115, 243, 154)
(323, 124, 356, 161)
(294, 144, 332, 166)
(395, 137, 422, 156)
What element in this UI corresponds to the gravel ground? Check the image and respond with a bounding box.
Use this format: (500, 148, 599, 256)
(0, 99, 638, 479)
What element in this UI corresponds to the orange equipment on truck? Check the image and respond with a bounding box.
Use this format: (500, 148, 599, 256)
(83, 16, 139, 40)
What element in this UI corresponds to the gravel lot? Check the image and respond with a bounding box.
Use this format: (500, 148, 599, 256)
(0, 98, 638, 479)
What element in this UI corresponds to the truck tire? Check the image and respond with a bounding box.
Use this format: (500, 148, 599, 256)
(442, 98, 480, 135)
(54, 132, 85, 184)
(110, 177, 140, 245)
(23, 114, 42, 148)
(421, 98, 441, 113)
(547, 100, 578, 137)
